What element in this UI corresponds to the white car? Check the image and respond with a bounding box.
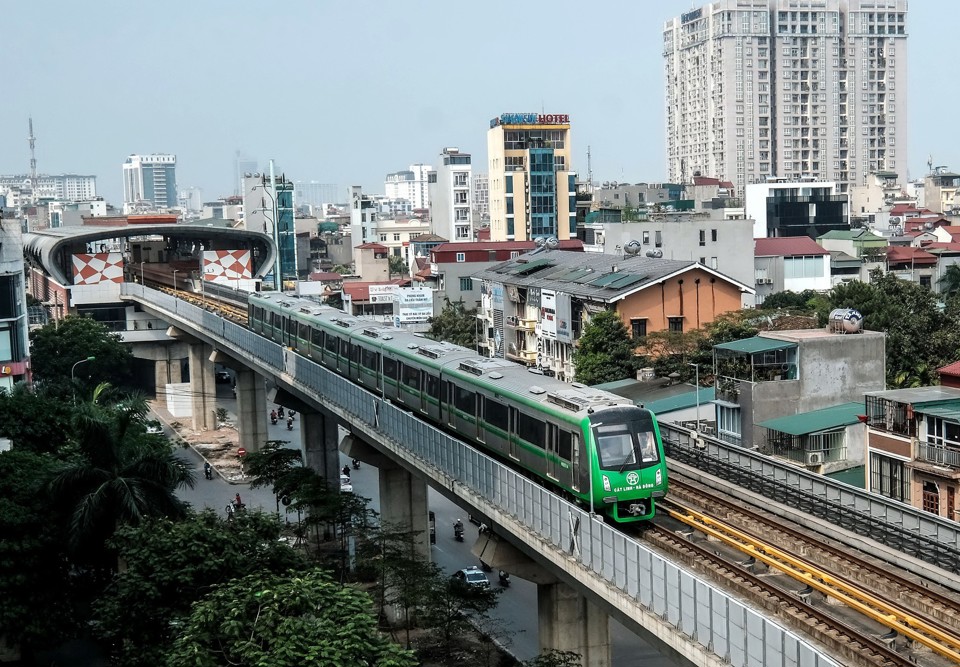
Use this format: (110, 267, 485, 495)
(340, 474, 353, 493)
(145, 421, 164, 435)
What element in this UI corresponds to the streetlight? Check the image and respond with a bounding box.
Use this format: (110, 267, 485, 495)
(140, 261, 145, 286)
(172, 269, 179, 295)
(72, 356, 96, 404)
(688, 362, 700, 432)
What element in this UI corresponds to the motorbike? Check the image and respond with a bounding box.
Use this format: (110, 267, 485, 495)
(454, 522, 464, 542)
(352, 458, 360, 470)
(498, 570, 511, 587)
(286, 417, 294, 431)
(204, 464, 213, 480)
(270, 415, 278, 425)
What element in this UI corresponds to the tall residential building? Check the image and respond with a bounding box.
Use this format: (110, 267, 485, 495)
(0, 174, 97, 202)
(487, 112, 576, 241)
(385, 164, 432, 210)
(242, 170, 297, 287)
(428, 147, 473, 242)
(664, 0, 908, 195)
(122, 154, 177, 213)
(472, 172, 490, 223)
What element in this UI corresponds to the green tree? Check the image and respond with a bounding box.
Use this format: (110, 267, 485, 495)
(573, 309, 636, 385)
(244, 440, 303, 516)
(0, 383, 75, 454)
(48, 384, 193, 566)
(419, 568, 501, 658)
(0, 449, 78, 657)
(757, 289, 819, 311)
(166, 569, 418, 667)
(523, 650, 583, 667)
(426, 298, 477, 348)
(823, 270, 948, 387)
(92, 510, 307, 667)
(388, 254, 408, 278)
(29, 317, 133, 397)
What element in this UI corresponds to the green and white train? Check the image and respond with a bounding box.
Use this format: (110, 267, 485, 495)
(249, 293, 668, 522)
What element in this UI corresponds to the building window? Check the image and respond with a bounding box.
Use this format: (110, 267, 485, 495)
(655, 231, 662, 248)
(456, 252, 465, 263)
(711, 257, 718, 269)
(510, 251, 520, 258)
(459, 277, 473, 291)
(668, 317, 683, 333)
(870, 452, 906, 502)
(393, 233, 401, 241)
(699, 230, 706, 246)
(630, 318, 647, 339)
(642, 231, 650, 244)
(711, 229, 718, 242)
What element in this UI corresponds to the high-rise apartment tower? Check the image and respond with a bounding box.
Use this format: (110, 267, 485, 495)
(122, 154, 178, 213)
(664, 0, 907, 194)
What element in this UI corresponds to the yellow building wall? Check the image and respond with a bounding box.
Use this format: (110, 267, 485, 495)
(614, 267, 744, 332)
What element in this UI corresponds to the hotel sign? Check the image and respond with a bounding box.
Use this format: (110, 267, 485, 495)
(491, 113, 570, 127)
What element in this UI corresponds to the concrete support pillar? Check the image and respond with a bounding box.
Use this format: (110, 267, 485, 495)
(300, 408, 341, 485)
(379, 462, 430, 561)
(153, 357, 182, 393)
(235, 368, 268, 454)
(538, 581, 611, 667)
(188, 342, 215, 431)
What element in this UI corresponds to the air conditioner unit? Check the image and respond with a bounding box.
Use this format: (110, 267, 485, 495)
(805, 452, 823, 466)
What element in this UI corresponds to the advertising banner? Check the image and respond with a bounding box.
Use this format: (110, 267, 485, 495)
(72, 253, 124, 284)
(203, 250, 251, 284)
(555, 292, 573, 344)
(541, 289, 556, 338)
(395, 287, 434, 324)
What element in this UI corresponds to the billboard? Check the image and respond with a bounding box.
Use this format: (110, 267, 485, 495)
(555, 292, 573, 344)
(395, 287, 434, 324)
(369, 284, 398, 304)
(203, 250, 251, 284)
(541, 290, 556, 338)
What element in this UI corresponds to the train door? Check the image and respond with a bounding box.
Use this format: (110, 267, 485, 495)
(570, 432, 582, 492)
(508, 407, 520, 460)
(476, 396, 486, 443)
(283, 316, 293, 348)
(545, 423, 559, 480)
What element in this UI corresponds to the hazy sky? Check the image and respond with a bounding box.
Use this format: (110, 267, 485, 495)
(4, 1, 955, 206)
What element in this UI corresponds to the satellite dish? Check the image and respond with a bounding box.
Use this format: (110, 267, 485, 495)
(623, 240, 642, 256)
(545, 237, 559, 249)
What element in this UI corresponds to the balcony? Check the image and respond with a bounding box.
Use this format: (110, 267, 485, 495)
(916, 443, 960, 469)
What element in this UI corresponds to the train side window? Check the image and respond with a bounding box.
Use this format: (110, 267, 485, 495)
(383, 357, 398, 379)
(361, 348, 378, 371)
(312, 328, 323, 347)
(325, 334, 338, 354)
(298, 322, 310, 342)
(485, 399, 508, 431)
(401, 364, 420, 389)
(558, 430, 572, 460)
(424, 373, 439, 399)
(270, 312, 278, 329)
(517, 412, 544, 447)
(454, 386, 475, 415)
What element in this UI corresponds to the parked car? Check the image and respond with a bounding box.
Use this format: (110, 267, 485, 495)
(145, 420, 164, 435)
(339, 474, 353, 493)
(453, 566, 490, 588)
(215, 370, 232, 384)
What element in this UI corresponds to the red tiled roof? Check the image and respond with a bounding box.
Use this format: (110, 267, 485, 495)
(937, 361, 960, 377)
(433, 239, 584, 253)
(886, 246, 937, 265)
(693, 176, 722, 186)
(754, 236, 828, 257)
(923, 242, 960, 252)
(341, 279, 408, 302)
(355, 242, 389, 251)
(890, 204, 927, 215)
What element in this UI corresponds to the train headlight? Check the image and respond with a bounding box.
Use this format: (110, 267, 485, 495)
(602, 475, 611, 492)
(656, 469, 662, 485)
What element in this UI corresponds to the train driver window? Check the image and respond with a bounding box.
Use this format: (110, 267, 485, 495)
(639, 432, 659, 463)
(594, 423, 637, 469)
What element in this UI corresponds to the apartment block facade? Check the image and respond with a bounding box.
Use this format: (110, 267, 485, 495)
(664, 0, 908, 195)
(428, 148, 474, 242)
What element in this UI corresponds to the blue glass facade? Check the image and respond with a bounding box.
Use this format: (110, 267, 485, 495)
(276, 181, 297, 281)
(528, 148, 556, 238)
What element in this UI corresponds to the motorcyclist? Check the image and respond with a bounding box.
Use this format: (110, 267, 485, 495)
(342, 465, 351, 478)
(203, 462, 212, 480)
(454, 519, 464, 539)
(286, 416, 294, 430)
(270, 409, 277, 422)
(351, 458, 360, 469)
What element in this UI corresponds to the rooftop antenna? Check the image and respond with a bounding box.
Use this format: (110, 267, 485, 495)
(587, 145, 593, 192)
(28, 117, 37, 180)
(928, 154, 933, 174)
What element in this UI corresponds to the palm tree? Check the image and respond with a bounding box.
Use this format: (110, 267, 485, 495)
(48, 383, 194, 565)
(938, 263, 960, 297)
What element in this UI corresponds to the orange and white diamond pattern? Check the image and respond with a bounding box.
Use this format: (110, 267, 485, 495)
(72, 253, 125, 285)
(203, 250, 252, 284)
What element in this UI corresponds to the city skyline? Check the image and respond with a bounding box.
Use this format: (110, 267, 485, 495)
(3, 0, 958, 208)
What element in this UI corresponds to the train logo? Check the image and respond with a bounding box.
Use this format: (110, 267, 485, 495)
(626, 472, 640, 486)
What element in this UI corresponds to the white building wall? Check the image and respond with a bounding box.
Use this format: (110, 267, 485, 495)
(385, 164, 432, 210)
(429, 149, 473, 242)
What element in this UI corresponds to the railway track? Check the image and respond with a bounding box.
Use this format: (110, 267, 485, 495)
(647, 478, 960, 666)
(154, 284, 248, 324)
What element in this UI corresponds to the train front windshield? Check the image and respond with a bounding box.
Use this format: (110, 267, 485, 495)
(591, 413, 660, 470)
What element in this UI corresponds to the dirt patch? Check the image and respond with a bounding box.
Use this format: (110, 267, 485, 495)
(173, 421, 250, 483)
